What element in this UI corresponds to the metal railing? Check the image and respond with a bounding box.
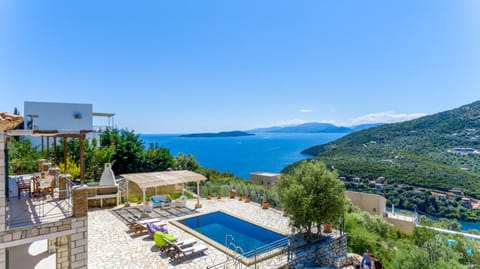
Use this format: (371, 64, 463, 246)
(5, 177, 74, 229)
(207, 236, 290, 269)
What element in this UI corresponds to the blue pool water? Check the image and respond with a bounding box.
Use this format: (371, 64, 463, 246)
(178, 211, 287, 257)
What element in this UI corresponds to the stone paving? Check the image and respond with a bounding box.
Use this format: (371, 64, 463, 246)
(88, 198, 292, 269)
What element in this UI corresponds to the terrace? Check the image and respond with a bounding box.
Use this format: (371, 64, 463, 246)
(1, 123, 91, 269)
(90, 197, 351, 269)
(6, 174, 74, 229)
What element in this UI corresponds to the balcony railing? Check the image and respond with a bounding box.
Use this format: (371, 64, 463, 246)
(5, 176, 74, 229)
(207, 236, 290, 268)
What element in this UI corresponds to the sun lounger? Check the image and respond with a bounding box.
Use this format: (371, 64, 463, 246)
(154, 231, 176, 249)
(146, 222, 168, 239)
(127, 222, 147, 235)
(163, 238, 197, 257)
(170, 243, 208, 264)
(127, 218, 166, 235)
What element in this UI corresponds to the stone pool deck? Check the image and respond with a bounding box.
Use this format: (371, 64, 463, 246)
(89, 198, 292, 269)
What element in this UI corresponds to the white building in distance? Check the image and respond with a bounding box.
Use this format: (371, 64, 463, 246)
(250, 172, 280, 188)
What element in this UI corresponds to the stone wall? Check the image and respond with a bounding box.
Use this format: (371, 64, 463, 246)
(0, 219, 72, 245)
(0, 249, 4, 269)
(73, 188, 88, 217)
(289, 234, 348, 268)
(346, 191, 386, 217)
(0, 135, 5, 269)
(0, 135, 6, 233)
(56, 235, 70, 268)
(54, 216, 88, 269)
(69, 216, 88, 269)
(386, 217, 414, 234)
(0, 216, 88, 269)
(0, 184, 89, 269)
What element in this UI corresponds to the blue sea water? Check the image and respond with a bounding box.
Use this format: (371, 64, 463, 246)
(139, 132, 346, 179)
(140, 132, 480, 232)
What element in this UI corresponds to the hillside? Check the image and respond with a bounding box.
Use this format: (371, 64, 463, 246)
(302, 101, 480, 198)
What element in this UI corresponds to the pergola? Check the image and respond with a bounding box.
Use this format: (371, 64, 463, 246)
(121, 170, 207, 208)
(5, 129, 92, 184)
(120, 170, 207, 205)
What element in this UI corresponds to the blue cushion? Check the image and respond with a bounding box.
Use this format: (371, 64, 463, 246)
(151, 197, 166, 203)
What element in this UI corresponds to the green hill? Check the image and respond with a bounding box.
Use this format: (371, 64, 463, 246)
(302, 101, 480, 198)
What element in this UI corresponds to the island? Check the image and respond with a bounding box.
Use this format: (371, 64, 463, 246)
(179, 131, 255, 138)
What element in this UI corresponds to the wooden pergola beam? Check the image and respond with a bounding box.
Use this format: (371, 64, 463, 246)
(79, 135, 85, 184)
(6, 129, 92, 183)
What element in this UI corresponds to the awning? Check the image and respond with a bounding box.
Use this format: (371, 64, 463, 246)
(121, 170, 207, 213)
(121, 170, 206, 191)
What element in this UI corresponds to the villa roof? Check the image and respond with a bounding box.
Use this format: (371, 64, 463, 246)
(0, 112, 23, 131)
(6, 129, 92, 137)
(121, 170, 207, 190)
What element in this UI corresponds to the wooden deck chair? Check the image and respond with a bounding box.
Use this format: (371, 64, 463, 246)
(163, 238, 197, 257)
(170, 243, 208, 264)
(15, 176, 31, 199)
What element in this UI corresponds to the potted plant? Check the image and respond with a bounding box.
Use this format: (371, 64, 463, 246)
(207, 190, 212, 200)
(144, 200, 153, 212)
(323, 222, 332, 233)
(238, 193, 243, 201)
(217, 191, 222, 199)
(230, 188, 236, 199)
(262, 194, 269, 209)
(243, 189, 250, 203)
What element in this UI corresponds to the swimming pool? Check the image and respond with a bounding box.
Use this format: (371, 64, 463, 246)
(177, 211, 288, 258)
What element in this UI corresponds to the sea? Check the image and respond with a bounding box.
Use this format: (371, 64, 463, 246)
(139, 132, 480, 233)
(139, 132, 345, 179)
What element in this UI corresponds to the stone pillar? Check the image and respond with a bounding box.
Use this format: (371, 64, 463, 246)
(42, 162, 52, 172)
(56, 235, 71, 269)
(72, 187, 88, 218)
(48, 238, 56, 254)
(59, 175, 69, 199)
(48, 167, 60, 177)
(37, 159, 46, 172)
(0, 135, 6, 233)
(70, 217, 88, 269)
(0, 248, 5, 269)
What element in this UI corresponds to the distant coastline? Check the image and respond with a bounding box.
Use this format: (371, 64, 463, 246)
(179, 131, 255, 138)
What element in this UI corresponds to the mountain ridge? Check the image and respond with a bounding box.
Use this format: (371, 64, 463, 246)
(301, 100, 480, 197)
(249, 122, 382, 133)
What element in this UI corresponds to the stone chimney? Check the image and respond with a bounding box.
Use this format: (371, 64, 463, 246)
(99, 163, 116, 186)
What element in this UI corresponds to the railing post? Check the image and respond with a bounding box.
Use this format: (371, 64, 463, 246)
(72, 186, 88, 217)
(287, 243, 291, 262)
(58, 175, 69, 199)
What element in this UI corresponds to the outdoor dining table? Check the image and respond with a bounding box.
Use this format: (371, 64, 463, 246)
(32, 175, 55, 196)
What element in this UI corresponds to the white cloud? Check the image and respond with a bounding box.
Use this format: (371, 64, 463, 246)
(273, 118, 308, 126)
(350, 111, 427, 125)
(299, 108, 313, 113)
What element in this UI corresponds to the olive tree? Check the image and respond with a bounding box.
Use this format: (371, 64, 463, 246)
(276, 160, 345, 239)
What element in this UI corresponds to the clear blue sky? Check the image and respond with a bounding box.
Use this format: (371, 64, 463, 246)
(1, 0, 479, 133)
